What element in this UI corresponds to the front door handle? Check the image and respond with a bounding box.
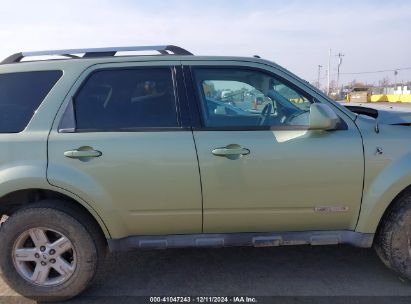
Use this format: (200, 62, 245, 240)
(64, 147, 102, 159)
(212, 144, 250, 157)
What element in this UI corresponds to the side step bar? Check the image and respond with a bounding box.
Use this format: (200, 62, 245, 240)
(108, 231, 374, 252)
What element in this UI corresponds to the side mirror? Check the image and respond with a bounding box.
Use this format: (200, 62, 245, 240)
(214, 105, 227, 115)
(309, 103, 339, 130)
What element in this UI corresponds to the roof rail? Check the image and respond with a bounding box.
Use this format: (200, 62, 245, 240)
(1, 45, 193, 64)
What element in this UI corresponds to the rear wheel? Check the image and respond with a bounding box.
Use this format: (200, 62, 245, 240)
(374, 192, 411, 280)
(0, 201, 104, 301)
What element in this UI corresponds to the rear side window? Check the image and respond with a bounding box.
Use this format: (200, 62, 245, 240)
(73, 68, 179, 131)
(0, 70, 62, 133)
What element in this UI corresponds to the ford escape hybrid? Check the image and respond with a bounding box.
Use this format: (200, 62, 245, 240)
(0, 45, 411, 301)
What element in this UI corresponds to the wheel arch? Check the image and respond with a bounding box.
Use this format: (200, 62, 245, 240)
(356, 174, 411, 234)
(0, 188, 111, 239)
(374, 184, 411, 234)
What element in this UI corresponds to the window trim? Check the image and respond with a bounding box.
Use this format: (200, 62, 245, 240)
(185, 65, 347, 131)
(58, 66, 186, 133)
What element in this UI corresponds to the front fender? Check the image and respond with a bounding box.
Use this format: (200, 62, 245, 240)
(356, 119, 411, 233)
(357, 153, 411, 232)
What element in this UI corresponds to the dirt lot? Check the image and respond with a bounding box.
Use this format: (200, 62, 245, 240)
(1, 245, 411, 303)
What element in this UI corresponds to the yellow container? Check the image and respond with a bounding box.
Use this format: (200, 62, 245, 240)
(369, 94, 411, 103)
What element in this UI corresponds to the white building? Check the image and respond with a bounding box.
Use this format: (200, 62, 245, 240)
(394, 86, 410, 95)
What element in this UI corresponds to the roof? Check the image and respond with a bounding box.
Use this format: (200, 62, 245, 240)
(0, 44, 280, 74)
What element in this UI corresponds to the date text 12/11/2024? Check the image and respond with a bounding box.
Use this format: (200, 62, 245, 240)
(149, 296, 258, 303)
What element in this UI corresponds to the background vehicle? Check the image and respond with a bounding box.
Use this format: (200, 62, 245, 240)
(0, 45, 411, 301)
(347, 86, 370, 103)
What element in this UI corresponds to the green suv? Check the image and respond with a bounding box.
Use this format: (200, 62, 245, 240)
(0, 45, 410, 301)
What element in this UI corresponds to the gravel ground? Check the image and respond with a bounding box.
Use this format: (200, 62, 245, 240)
(1, 245, 410, 303)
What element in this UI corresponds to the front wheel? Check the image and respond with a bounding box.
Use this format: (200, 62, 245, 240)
(0, 202, 102, 301)
(374, 192, 411, 280)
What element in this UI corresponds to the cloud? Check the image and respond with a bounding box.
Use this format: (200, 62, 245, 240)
(0, 0, 410, 84)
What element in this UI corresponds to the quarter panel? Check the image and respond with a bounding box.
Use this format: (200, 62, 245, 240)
(0, 132, 47, 201)
(0, 64, 114, 238)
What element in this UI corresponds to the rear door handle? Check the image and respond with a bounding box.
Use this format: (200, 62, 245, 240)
(64, 148, 102, 159)
(212, 144, 250, 157)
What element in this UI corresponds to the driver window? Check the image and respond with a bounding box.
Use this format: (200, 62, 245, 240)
(193, 68, 314, 128)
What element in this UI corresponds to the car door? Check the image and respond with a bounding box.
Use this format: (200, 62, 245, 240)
(47, 62, 202, 238)
(184, 62, 364, 233)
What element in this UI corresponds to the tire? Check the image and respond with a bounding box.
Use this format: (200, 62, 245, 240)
(374, 191, 411, 280)
(0, 200, 105, 302)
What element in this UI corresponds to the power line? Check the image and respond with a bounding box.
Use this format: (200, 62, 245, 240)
(339, 66, 411, 75)
(311, 66, 411, 84)
(313, 66, 411, 80)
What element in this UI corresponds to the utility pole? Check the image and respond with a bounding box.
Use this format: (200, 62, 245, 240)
(394, 70, 398, 90)
(317, 65, 322, 89)
(336, 52, 345, 96)
(327, 48, 331, 96)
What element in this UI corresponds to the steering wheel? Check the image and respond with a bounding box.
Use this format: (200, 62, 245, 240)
(257, 103, 272, 126)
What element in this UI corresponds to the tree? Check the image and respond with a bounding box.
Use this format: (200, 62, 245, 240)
(377, 77, 390, 94)
(378, 77, 390, 87)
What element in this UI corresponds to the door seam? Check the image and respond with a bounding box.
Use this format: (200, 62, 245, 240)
(180, 62, 205, 232)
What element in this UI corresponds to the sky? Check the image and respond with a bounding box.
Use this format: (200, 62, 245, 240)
(0, 0, 410, 87)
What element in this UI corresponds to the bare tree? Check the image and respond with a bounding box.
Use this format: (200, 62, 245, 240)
(378, 77, 390, 94)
